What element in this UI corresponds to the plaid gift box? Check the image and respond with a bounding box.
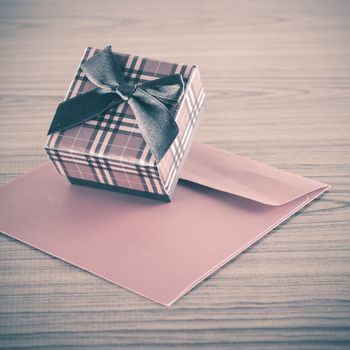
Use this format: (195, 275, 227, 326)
(45, 47, 204, 201)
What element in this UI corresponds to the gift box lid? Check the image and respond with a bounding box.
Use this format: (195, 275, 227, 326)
(46, 47, 196, 167)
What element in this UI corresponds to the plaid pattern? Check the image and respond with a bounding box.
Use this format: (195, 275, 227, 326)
(45, 47, 204, 197)
(158, 67, 205, 192)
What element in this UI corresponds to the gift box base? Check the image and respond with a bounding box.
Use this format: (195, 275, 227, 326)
(67, 177, 171, 202)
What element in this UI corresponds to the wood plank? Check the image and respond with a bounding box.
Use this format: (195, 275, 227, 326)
(0, 0, 349, 348)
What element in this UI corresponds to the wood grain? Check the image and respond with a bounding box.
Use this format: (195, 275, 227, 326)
(0, 0, 349, 349)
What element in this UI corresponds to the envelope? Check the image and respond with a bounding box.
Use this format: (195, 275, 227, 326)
(0, 143, 329, 306)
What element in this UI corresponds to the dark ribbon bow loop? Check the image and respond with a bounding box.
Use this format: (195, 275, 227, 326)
(48, 46, 184, 162)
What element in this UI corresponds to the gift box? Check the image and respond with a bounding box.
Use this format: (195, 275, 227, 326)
(45, 46, 204, 201)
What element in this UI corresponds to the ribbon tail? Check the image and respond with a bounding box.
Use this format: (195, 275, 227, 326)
(48, 89, 120, 135)
(129, 88, 180, 162)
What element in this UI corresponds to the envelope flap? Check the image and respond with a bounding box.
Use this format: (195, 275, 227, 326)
(180, 143, 328, 206)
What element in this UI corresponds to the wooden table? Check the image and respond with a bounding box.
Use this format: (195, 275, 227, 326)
(0, 0, 349, 348)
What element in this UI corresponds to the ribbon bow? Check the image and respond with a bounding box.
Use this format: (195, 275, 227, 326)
(48, 46, 185, 161)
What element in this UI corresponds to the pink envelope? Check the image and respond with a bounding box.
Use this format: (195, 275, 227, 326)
(0, 143, 329, 306)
